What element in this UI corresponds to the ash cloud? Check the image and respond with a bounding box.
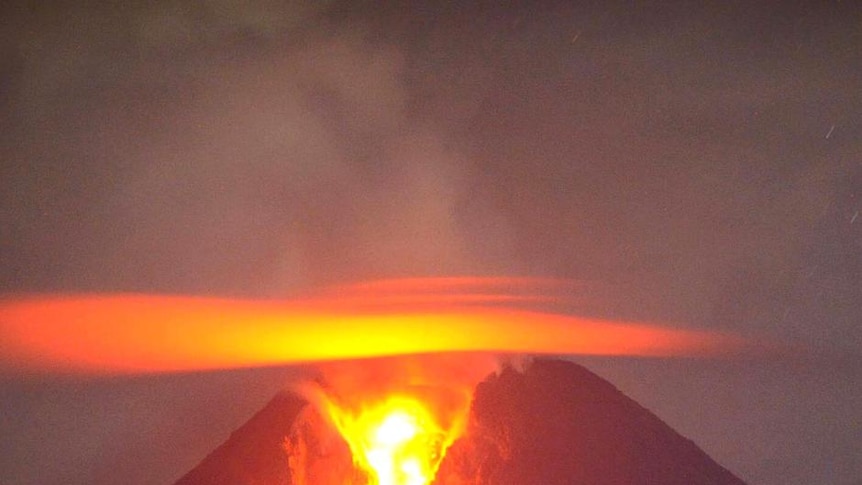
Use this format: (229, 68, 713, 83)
(2, 1, 859, 352)
(1, 1, 519, 297)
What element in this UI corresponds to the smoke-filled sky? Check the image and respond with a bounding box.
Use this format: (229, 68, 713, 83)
(1, 2, 860, 484)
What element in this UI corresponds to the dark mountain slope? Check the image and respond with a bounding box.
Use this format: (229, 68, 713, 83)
(177, 359, 746, 485)
(175, 392, 305, 485)
(437, 359, 745, 484)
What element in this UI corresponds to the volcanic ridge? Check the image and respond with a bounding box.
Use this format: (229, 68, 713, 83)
(176, 358, 746, 485)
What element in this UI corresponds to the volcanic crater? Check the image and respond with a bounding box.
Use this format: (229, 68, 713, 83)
(176, 358, 746, 485)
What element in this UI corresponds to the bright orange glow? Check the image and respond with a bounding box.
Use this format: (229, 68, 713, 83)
(287, 354, 485, 485)
(321, 394, 463, 485)
(0, 277, 745, 375)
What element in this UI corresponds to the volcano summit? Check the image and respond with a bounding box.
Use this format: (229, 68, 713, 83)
(176, 358, 745, 485)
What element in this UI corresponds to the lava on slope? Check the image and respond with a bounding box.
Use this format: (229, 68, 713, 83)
(176, 359, 747, 485)
(0, 278, 751, 484)
(290, 354, 493, 485)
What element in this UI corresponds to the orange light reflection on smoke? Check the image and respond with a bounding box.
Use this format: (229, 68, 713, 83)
(0, 278, 742, 375)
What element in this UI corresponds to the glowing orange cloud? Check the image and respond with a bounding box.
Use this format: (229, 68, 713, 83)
(0, 278, 743, 375)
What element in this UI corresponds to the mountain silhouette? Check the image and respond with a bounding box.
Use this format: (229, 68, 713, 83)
(176, 359, 746, 484)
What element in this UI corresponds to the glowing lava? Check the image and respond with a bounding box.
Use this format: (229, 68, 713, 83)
(286, 355, 486, 485)
(322, 394, 463, 485)
(0, 278, 760, 483)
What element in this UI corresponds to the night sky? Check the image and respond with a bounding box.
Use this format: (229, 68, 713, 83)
(1, 2, 860, 484)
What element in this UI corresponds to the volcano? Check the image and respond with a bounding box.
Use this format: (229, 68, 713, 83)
(175, 359, 745, 485)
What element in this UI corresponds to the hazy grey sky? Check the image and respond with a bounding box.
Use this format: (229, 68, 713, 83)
(1, 2, 860, 484)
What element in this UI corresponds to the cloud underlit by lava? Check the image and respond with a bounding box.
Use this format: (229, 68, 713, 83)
(1, 2, 859, 355)
(1, 3, 861, 485)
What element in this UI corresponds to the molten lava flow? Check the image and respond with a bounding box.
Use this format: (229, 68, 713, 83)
(321, 394, 463, 485)
(288, 355, 487, 485)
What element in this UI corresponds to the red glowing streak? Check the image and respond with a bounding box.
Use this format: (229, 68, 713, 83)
(0, 278, 743, 375)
